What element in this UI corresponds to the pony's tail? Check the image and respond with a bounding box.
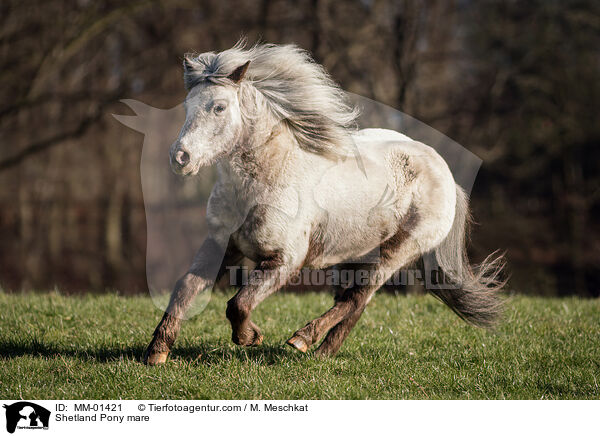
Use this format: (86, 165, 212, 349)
(428, 185, 506, 328)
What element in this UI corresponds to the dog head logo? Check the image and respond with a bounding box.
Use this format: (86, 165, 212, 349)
(3, 402, 50, 433)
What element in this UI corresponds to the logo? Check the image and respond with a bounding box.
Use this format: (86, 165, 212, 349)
(3, 402, 50, 433)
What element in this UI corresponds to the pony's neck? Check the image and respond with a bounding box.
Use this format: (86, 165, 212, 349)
(222, 120, 297, 189)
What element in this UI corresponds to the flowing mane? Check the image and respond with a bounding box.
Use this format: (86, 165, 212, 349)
(182, 40, 359, 157)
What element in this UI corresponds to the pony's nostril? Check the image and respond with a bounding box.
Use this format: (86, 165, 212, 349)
(175, 150, 190, 167)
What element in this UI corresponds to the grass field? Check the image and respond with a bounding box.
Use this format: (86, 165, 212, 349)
(0, 290, 598, 399)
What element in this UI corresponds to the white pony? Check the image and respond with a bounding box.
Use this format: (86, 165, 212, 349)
(144, 41, 504, 365)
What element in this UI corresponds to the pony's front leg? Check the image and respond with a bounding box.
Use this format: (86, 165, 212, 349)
(226, 257, 296, 346)
(144, 238, 240, 365)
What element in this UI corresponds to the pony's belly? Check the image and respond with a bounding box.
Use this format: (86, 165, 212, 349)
(306, 226, 392, 269)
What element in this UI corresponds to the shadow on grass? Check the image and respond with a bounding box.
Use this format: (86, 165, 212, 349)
(0, 338, 303, 366)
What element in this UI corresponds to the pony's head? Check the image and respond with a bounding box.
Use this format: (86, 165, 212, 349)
(170, 54, 250, 175)
(171, 40, 360, 175)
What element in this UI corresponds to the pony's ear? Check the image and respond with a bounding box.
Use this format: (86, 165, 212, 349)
(183, 54, 196, 73)
(228, 61, 250, 84)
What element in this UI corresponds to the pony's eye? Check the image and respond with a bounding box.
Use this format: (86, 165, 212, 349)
(214, 104, 226, 114)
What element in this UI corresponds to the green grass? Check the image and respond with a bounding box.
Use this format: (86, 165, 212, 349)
(0, 290, 598, 399)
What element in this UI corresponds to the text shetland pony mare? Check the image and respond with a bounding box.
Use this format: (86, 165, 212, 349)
(144, 42, 505, 365)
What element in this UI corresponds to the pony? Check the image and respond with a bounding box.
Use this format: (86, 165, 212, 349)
(144, 41, 505, 365)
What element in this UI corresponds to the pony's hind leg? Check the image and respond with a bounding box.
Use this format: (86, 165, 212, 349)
(314, 268, 377, 356)
(312, 266, 383, 356)
(287, 238, 422, 355)
(315, 305, 365, 356)
(286, 267, 381, 354)
(287, 269, 364, 355)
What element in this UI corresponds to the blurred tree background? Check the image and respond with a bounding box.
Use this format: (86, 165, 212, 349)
(1, 0, 598, 296)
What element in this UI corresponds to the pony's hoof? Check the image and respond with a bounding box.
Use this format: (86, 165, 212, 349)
(144, 351, 169, 366)
(286, 335, 309, 353)
(253, 333, 264, 346)
(232, 329, 264, 347)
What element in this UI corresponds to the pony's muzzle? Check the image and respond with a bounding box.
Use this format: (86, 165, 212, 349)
(171, 146, 191, 173)
(174, 149, 190, 167)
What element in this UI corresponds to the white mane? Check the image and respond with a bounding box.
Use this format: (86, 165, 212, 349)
(182, 40, 359, 157)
